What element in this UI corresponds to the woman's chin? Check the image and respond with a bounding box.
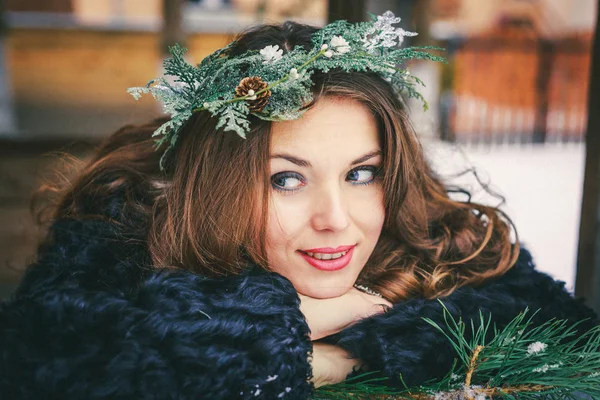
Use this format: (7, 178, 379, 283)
(296, 284, 353, 299)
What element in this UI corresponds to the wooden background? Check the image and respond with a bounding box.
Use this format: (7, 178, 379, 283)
(0, 28, 230, 298)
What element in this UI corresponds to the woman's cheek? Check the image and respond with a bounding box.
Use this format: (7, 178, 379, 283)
(353, 186, 385, 227)
(267, 194, 309, 259)
(272, 194, 309, 235)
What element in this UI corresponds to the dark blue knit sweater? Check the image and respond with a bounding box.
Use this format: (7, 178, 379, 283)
(0, 217, 596, 399)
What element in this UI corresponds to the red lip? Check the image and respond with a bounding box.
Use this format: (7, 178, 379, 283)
(300, 245, 355, 254)
(297, 246, 355, 272)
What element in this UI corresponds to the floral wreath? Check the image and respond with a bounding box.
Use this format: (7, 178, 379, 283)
(127, 11, 445, 169)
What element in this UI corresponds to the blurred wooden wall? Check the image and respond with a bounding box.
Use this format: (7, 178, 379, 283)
(449, 23, 591, 143)
(6, 28, 231, 137)
(0, 28, 231, 298)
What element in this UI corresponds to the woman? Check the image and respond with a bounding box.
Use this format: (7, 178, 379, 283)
(0, 16, 597, 399)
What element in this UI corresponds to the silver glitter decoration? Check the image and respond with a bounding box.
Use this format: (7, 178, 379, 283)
(361, 11, 418, 53)
(353, 284, 383, 298)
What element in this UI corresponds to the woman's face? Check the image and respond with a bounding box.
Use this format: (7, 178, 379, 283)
(266, 97, 385, 299)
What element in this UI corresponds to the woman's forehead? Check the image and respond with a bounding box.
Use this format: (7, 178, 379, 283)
(269, 97, 380, 157)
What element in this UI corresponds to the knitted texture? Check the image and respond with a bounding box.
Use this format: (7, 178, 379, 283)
(0, 216, 596, 399)
(0, 219, 313, 400)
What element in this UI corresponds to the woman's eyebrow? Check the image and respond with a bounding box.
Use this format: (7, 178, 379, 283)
(270, 149, 382, 168)
(350, 150, 382, 166)
(270, 154, 311, 167)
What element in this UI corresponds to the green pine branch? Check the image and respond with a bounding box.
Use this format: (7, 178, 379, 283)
(312, 303, 600, 399)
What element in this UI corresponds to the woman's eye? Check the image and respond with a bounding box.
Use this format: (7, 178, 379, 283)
(271, 172, 305, 191)
(347, 166, 378, 184)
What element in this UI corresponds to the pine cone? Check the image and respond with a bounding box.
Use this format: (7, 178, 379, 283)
(235, 76, 271, 113)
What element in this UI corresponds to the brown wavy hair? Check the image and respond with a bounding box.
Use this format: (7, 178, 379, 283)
(40, 21, 519, 303)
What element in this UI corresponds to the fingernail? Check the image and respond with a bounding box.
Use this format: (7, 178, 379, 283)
(373, 304, 389, 314)
(380, 304, 391, 313)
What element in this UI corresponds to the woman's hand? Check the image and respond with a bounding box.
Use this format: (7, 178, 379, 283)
(300, 287, 392, 387)
(299, 288, 393, 341)
(310, 342, 363, 388)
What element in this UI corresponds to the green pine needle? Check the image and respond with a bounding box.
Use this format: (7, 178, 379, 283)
(312, 303, 600, 399)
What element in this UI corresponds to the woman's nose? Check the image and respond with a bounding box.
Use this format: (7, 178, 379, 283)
(310, 187, 350, 232)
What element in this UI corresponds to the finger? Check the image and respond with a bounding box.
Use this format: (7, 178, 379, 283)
(299, 289, 394, 340)
(300, 291, 377, 340)
(371, 303, 393, 317)
(350, 288, 393, 308)
(299, 295, 351, 340)
(311, 343, 362, 388)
